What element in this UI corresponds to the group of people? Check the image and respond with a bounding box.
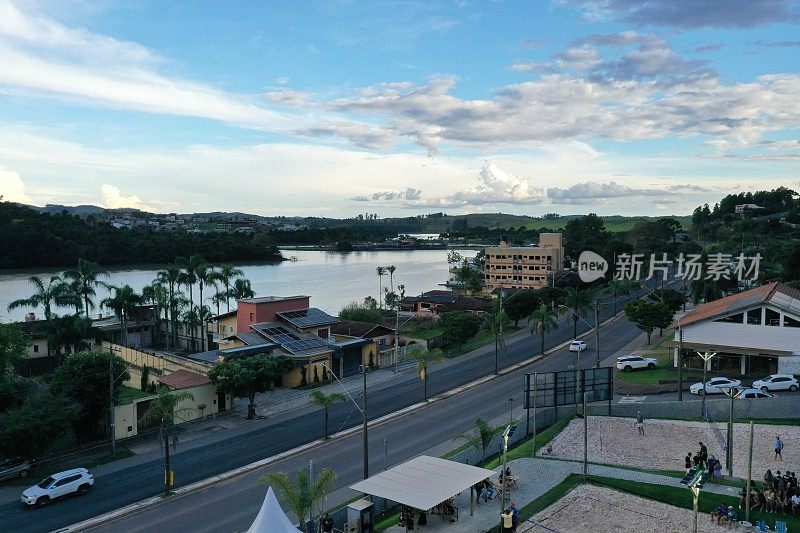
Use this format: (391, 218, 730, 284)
(500, 502, 520, 533)
(475, 467, 516, 504)
(685, 441, 723, 479)
(710, 504, 737, 526)
(739, 470, 800, 516)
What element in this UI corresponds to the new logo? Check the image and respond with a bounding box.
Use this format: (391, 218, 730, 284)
(577, 250, 608, 283)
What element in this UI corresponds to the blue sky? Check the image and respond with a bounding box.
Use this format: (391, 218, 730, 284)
(0, 0, 799, 217)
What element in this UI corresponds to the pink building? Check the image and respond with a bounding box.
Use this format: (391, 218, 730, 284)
(236, 296, 310, 333)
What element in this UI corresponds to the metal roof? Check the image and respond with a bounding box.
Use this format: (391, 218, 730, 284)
(349, 455, 494, 511)
(276, 308, 339, 329)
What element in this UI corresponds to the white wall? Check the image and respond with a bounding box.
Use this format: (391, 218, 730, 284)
(682, 321, 800, 354)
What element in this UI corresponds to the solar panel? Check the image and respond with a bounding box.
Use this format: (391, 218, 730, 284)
(277, 308, 338, 328)
(254, 322, 329, 354)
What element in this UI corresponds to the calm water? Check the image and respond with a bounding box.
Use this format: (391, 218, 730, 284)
(0, 249, 477, 322)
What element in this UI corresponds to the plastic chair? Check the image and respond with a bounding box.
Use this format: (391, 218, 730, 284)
(757, 519, 769, 532)
(775, 520, 787, 533)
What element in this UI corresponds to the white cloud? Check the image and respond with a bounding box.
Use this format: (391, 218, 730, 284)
(547, 181, 665, 203)
(0, 163, 31, 203)
(100, 184, 153, 211)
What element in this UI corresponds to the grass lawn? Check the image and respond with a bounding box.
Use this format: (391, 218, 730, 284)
(405, 327, 443, 340)
(118, 385, 152, 405)
(590, 475, 800, 530)
(616, 366, 705, 385)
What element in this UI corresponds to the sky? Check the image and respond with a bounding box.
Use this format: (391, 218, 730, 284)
(0, 0, 799, 218)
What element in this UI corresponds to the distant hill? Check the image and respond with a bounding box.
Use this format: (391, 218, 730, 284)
(35, 204, 107, 217)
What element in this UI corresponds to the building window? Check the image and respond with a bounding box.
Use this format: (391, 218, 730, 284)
(784, 315, 800, 328)
(716, 312, 744, 324)
(33, 344, 39, 353)
(765, 308, 780, 326)
(249, 312, 254, 322)
(746, 308, 761, 325)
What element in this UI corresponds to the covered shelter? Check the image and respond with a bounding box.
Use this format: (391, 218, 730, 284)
(247, 486, 301, 533)
(349, 455, 495, 526)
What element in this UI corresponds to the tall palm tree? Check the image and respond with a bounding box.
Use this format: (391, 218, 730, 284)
(483, 301, 509, 375)
(63, 259, 108, 317)
(606, 279, 630, 315)
(229, 278, 255, 300)
(142, 282, 167, 347)
(459, 418, 501, 466)
(308, 389, 346, 440)
(211, 290, 227, 317)
(177, 254, 205, 314)
(529, 304, 559, 355)
(407, 345, 444, 402)
(209, 265, 244, 313)
(376, 266, 386, 309)
(386, 265, 396, 305)
(563, 287, 594, 339)
(58, 279, 84, 315)
(157, 265, 182, 350)
(258, 468, 336, 533)
(8, 275, 74, 356)
(195, 264, 216, 352)
(101, 285, 142, 347)
(183, 307, 201, 352)
(138, 387, 195, 433)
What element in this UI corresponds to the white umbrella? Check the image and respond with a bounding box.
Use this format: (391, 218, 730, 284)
(247, 486, 302, 533)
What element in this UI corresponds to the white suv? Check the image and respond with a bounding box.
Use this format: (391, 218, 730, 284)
(21, 468, 93, 507)
(616, 355, 658, 372)
(752, 374, 799, 392)
(569, 340, 587, 352)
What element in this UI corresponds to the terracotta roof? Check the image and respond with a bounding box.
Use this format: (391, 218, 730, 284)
(675, 282, 800, 327)
(158, 369, 211, 390)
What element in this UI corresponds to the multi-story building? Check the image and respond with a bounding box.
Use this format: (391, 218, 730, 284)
(483, 233, 564, 292)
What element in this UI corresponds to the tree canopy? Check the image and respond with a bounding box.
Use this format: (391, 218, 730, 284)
(439, 311, 481, 347)
(208, 354, 290, 419)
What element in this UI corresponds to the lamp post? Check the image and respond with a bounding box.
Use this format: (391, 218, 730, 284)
(508, 397, 514, 425)
(720, 386, 740, 477)
(107, 344, 121, 455)
(696, 351, 716, 419)
(499, 424, 515, 525)
(322, 362, 370, 480)
(688, 470, 703, 533)
(746, 421, 754, 523)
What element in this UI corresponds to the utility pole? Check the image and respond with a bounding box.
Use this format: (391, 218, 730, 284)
(678, 326, 684, 402)
(697, 351, 716, 419)
(394, 287, 401, 373)
(163, 424, 171, 496)
(594, 299, 600, 367)
(383, 438, 388, 472)
(531, 376, 538, 458)
(508, 397, 514, 425)
(108, 345, 118, 455)
(362, 364, 369, 480)
(583, 392, 588, 481)
(746, 421, 754, 523)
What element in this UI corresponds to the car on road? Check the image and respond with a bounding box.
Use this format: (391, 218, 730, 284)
(569, 340, 587, 352)
(616, 355, 658, 372)
(0, 458, 32, 482)
(735, 388, 774, 400)
(689, 377, 742, 395)
(751, 374, 799, 392)
(21, 468, 94, 507)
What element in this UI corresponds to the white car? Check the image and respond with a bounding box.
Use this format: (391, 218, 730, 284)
(751, 374, 799, 392)
(568, 340, 587, 352)
(689, 377, 742, 395)
(21, 468, 93, 507)
(616, 355, 658, 372)
(735, 388, 774, 400)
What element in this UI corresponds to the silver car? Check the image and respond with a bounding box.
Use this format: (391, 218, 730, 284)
(0, 458, 31, 482)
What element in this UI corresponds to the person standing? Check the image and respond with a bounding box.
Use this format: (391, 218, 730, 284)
(699, 442, 709, 469)
(501, 508, 514, 533)
(320, 513, 334, 533)
(775, 436, 784, 461)
(636, 411, 645, 436)
(685, 453, 693, 473)
(510, 501, 520, 532)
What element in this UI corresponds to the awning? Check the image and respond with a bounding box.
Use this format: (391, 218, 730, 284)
(349, 455, 494, 511)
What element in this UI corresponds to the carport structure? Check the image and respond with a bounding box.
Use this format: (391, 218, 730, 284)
(349, 455, 495, 529)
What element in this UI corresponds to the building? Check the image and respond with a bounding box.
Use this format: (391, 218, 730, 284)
(16, 316, 52, 376)
(671, 281, 800, 376)
(734, 204, 766, 215)
(330, 320, 397, 367)
(483, 233, 564, 292)
(400, 290, 492, 316)
(236, 296, 311, 333)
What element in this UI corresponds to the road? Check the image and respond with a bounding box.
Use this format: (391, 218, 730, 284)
(0, 283, 658, 532)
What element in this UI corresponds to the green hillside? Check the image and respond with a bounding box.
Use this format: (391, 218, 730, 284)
(522, 214, 692, 233)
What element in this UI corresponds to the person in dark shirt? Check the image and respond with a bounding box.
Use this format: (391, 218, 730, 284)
(685, 453, 693, 473)
(320, 513, 334, 533)
(699, 442, 708, 468)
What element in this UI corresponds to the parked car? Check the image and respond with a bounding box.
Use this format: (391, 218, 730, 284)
(21, 468, 93, 507)
(689, 377, 742, 395)
(0, 458, 31, 482)
(735, 388, 774, 400)
(751, 374, 799, 392)
(569, 340, 587, 352)
(616, 355, 658, 372)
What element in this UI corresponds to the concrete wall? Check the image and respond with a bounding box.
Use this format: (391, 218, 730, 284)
(25, 338, 49, 359)
(236, 296, 310, 332)
(105, 341, 211, 376)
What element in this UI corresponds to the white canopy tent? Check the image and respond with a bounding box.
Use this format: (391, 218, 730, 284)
(349, 455, 495, 511)
(247, 486, 302, 533)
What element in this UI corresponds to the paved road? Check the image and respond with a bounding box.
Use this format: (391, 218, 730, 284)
(1, 282, 658, 532)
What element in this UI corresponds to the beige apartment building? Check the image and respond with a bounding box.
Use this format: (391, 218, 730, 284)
(483, 233, 564, 292)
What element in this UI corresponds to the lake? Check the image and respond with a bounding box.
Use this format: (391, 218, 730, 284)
(0, 249, 478, 322)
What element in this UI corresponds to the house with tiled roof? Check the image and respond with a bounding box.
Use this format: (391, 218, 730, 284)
(670, 281, 800, 376)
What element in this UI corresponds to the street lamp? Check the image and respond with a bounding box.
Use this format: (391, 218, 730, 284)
(321, 362, 370, 480)
(687, 468, 705, 533)
(720, 386, 741, 477)
(696, 351, 716, 419)
(499, 424, 516, 523)
(508, 397, 514, 425)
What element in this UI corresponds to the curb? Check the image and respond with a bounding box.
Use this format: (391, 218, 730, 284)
(59, 310, 624, 532)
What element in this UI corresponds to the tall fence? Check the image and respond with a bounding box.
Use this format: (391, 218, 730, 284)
(588, 395, 800, 420)
(319, 404, 573, 532)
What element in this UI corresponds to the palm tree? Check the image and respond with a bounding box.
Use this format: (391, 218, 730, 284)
(529, 304, 559, 355)
(63, 259, 108, 316)
(376, 266, 386, 309)
(142, 282, 167, 347)
(211, 290, 227, 317)
(209, 265, 244, 313)
(101, 285, 142, 347)
(606, 279, 630, 315)
(258, 468, 336, 533)
(483, 301, 508, 375)
(459, 418, 501, 466)
(157, 265, 182, 350)
(177, 254, 205, 314)
(138, 387, 195, 433)
(308, 389, 346, 440)
(58, 279, 84, 315)
(563, 287, 594, 339)
(407, 345, 444, 402)
(229, 278, 255, 300)
(8, 275, 75, 356)
(195, 264, 216, 352)
(386, 264, 396, 304)
(183, 307, 201, 352)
